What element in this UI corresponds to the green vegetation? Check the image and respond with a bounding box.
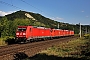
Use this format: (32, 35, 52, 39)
(0, 36, 15, 46)
(0, 37, 7, 46)
(84, 34, 90, 39)
(13, 35, 90, 60)
(0, 10, 90, 37)
(0, 10, 90, 46)
(37, 35, 90, 60)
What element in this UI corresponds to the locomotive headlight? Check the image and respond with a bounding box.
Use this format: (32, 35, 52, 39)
(23, 33, 26, 35)
(16, 33, 19, 35)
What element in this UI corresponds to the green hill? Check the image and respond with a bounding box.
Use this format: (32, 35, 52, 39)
(5, 10, 77, 29)
(0, 10, 90, 37)
(5, 10, 59, 28)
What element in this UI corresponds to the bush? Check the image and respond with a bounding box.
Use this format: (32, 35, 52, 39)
(0, 37, 7, 46)
(5, 37, 16, 45)
(84, 34, 90, 39)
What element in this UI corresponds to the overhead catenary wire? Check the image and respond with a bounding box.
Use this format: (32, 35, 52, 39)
(0, 0, 61, 29)
(20, 0, 55, 18)
(20, 0, 43, 13)
(0, 0, 56, 20)
(0, 0, 58, 26)
(0, 0, 22, 10)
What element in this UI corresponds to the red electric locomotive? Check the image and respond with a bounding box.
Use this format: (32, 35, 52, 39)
(16, 26, 52, 42)
(15, 26, 74, 43)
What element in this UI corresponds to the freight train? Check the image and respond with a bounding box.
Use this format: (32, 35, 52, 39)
(15, 26, 74, 43)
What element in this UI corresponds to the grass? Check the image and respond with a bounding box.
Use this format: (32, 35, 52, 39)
(0, 37, 7, 46)
(0, 36, 15, 46)
(13, 34, 90, 60)
(41, 39, 81, 57)
(39, 36, 90, 59)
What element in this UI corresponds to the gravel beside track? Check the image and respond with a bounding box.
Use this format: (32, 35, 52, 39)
(0, 36, 78, 60)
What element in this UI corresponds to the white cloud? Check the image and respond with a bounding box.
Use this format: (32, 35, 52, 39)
(81, 11, 84, 12)
(52, 17, 64, 20)
(0, 10, 16, 16)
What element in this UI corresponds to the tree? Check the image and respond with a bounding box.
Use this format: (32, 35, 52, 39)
(0, 17, 9, 37)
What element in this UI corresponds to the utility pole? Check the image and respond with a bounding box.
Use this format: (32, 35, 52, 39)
(58, 23, 59, 29)
(86, 26, 87, 34)
(79, 23, 81, 38)
(73, 27, 74, 31)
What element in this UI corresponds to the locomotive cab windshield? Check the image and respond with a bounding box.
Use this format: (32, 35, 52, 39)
(17, 28, 26, 31)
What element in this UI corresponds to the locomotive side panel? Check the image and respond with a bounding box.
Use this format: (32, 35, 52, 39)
(26, 26, 33, 40)
(44, 29, 51, 37)
(29, 27, 51, 39)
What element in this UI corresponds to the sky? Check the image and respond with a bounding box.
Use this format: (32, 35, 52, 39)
(0, 0, 90, 25)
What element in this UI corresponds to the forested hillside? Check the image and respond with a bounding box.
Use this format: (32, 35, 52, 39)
(0, 10, 90, 37)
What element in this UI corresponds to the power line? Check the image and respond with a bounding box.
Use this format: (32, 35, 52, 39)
(20, 0, 60, 28)
(0, 0, 56, 20)
(20, 0, 43, 13)
(0, 0, 22, 10)
(20, 0, 55, 18)
(0, 0, 55, 19)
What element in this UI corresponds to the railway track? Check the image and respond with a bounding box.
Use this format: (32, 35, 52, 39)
(0, 36, 78, 60)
